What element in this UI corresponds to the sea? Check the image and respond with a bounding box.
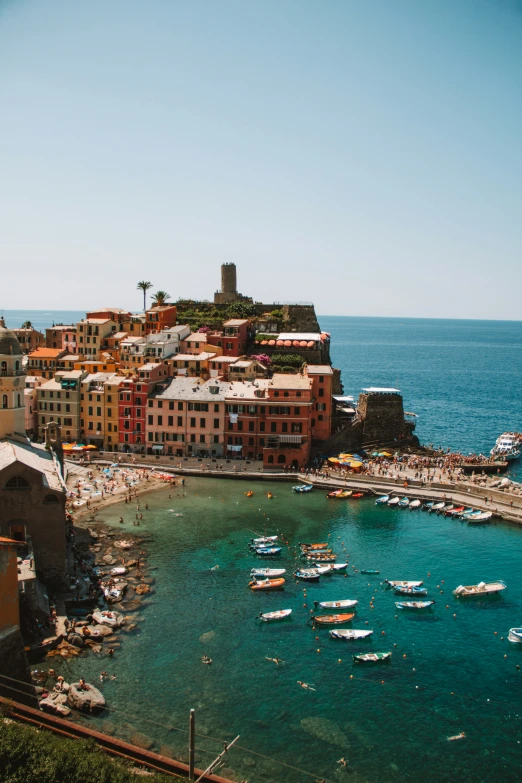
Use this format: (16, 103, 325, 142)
(5, 312, 522, 782)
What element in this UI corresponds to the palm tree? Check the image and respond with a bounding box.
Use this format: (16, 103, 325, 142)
(21, 320, 33, 329)
(137, 281, 153, 311)
(151, 290, 171, 307)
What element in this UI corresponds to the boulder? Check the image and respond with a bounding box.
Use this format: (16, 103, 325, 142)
(131, 732, 154, 750)
(135, 583, 150, 595)
(102, 555, 117, 565)
(67, 633, 85, 648)
(68, 682, 106, 713)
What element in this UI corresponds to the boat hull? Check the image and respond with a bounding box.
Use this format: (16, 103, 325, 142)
(353, 652, 391, 664)
(313, 612, 355, 626)
(330, 629, 372, 640)
(508, 628, 522, 643)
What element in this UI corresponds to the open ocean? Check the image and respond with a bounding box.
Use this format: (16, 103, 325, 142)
(6, 312, 522, 781)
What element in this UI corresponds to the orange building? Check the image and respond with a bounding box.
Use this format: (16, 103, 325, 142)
(305, 365, 333, 442)
(145, 305, 177, 334)
(13, 327, 45, 354)
(0, 537, 20, 630)
(27, 347, 67, 379)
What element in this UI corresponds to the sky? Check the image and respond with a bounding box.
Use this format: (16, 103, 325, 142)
(0, 0, 521, 319)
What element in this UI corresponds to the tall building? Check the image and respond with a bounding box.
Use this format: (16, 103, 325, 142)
(214, 263, 252, 304)
(0, 319, 26, 439)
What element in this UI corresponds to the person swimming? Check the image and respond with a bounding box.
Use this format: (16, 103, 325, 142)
(297, 680, 316, 691)
(201, 655, 212, 665)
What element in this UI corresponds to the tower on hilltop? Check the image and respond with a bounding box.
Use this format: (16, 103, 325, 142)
(214, 263, 252, 304)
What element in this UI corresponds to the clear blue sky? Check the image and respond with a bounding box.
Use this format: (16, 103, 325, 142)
(1, 0, 521, 318)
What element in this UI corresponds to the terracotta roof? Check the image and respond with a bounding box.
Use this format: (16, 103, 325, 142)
(28, 347, 64, 358)
(0, 536, 20, 545)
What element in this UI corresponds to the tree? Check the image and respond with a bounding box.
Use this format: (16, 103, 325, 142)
(137, 281, 153, 311)
(21, 321, 33, 329)
(151, 290, 171, 307)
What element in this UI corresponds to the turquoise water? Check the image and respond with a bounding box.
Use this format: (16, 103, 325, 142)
(62, 480, 522, 783)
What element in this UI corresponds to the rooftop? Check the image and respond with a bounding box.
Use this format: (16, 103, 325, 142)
(277, 333, 322, 342)
(171, 352, 217, 362)
(208, 356, 239, 364)
(223, 319, 249, 326)
(155, 377, 229, 402)
(28, 347, 65, 358)
(183, 333, 208, 342)
(0, 440, 65, 492)
(270, 374, 312, 390)
(306, 365, 333, 375)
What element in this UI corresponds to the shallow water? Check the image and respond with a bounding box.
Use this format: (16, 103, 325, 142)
(62, 479, 522, 783)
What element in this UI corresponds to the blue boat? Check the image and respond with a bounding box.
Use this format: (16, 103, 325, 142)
(398, 497, 410, 508)
(394, 585, 428, 596)
(294, 570, 320, 582)
(293, 484, 313, 493)
(422, 502, 433, 510)
(254, 546, 282, 556)
(360, 569, 380, 574)
(375, 495, 389, 505)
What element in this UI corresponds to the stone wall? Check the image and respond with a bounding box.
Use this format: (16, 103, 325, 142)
(357, 392, 417, 445)
(0, 626, 38, 707)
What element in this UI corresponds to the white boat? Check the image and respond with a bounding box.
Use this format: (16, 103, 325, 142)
(388, 497, 400, 506)
(330, 629, 372, 640)
(326, 563, 348, 573)
(491, 433, 522, 461)
(453, 580, 507, 598)
(92, 609, 124, 627)
(297, 567, 331, 577)
(315, 599, 358, 610)
(409, 499, 421, 509)
(250, 568, 286, 578)
(430, 502, 445, 512)
(467, 512, 493, 525)
(258, 609, 292, 622)
(110, 567, 127, 576)
(251, 536, 278, 545)
(398, 497, 410, 508)
(508, 628, 522, 643)
(375, 495, 389, 505)
(384, 579, 423, 588)
(395, 601, 435, 610)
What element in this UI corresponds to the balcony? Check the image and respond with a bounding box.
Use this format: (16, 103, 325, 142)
(0, 370, 26, 377)
(266, 435, 304, 449)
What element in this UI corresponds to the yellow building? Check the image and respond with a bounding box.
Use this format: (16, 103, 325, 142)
(0, 320, 26, 439)
(80, 373, 122, 450)
(37, 370, 84, 442)
(76, 318, 117, 359)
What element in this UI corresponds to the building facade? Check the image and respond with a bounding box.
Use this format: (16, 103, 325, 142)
(0, 320, 26, 439)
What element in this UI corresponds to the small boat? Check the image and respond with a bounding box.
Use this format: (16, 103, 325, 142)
(249, 578, 285, 591)
(430, 502, 445, 512)
(388, 497, 400, 506)
(395, 601, 435, 610)
(394, 586, 428, 596)
(251, 536, 278, 545)
(258, 609, 292, 622)
(353, 652, 391, 664)
(360, 569, 380, 575)
(460, 508, 476, 518)
(327, 489, 352, 499)
(293, 484, 313, 493)
(352, 492, 364, 499)
(300, 543, 329, 551)
(302, 547, 333, 556)
(439, 503, 454, 514)
(312, 613, 355, 626)
(330, 629, 372, 640)
(245, 491, 254, 497)
(250, 568, 286, 578)
(467, 512, 493, 525)
(375, 495, 389, 505)
(422, 501, 434, 510)
(409, 499, 421, 510)
(314, 599, 358, 610)
(294, 570, 321, 582)
(398, 497, 410, 508)
(508, 628, 522, 643)
(326, 563, 348, 573)
(445, 506, 465, 516)
(384, 580, 423, 588)
(306, 554, 336, 563)
(254, 546, 282, 556)
(453, 580, 507, 598)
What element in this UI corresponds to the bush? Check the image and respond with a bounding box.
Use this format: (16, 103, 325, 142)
(0, 720, 170, 783)
(270, 353, 304, 368)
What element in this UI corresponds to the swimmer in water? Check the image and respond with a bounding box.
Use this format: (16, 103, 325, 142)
(297, 680, 316, 691)
(202, 655, 212, 665)
(447, 732, 466, 741)
(265, 656, 283, 665)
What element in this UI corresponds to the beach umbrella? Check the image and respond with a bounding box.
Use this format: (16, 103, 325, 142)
(381, 452, 392, 457)
(84, 444, 98, 450)
(328, 457, 340, 463)
(372, 452, 380, 457)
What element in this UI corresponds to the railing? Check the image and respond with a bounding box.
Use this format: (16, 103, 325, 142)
(0, 370, 26, 377)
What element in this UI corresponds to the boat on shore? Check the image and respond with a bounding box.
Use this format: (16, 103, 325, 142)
(430, 502, 445, 512)
(422, 501, 434, 510)
(388, 497, 400, 506)
(353, 651, 391, 664)
(409, 499, 421, 509)
(258, 609, 292, 622)
(398, 497, 410, 508)
(249, 578, 285, 590)
(453, 580, 506, 598)
(394, 585, 428, 596)
(508, 628, 522, 643)
(250, 568, 286, 578)
(314, 599, 358, 609)
(395, 600, 435, 610)
(330, 629, 372, 640)
(312, 613, 355, 626)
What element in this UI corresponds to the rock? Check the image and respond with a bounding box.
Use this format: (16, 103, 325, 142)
(199, 630, 216, 644)
(131, 732, 154, 750)
(102, 555, 117, 565)
(301, 716, 351, 750)
(125, 559, 138, 568)
(102, 721, 116, 735)
(135, 584, 150, 595)
(67, 682, 106, 713)
(91, 644, 103, 653)
(56, 704, 72, 717)
(159, 746, 176, 759)
(67, 633, 85, 648)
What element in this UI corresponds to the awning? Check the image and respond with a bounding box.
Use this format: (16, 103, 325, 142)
(227, 445, 242, 451)
(152, 444, 164, 450)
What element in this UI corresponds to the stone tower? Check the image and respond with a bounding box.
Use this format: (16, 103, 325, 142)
(214, 263, 253, 304)
(0, 318, 26, 439)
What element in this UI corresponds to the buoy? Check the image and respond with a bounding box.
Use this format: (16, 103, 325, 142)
(394, 643, 397, 647)
(350, 675, 354, 679)
(338, 659, 342, 663)
(501, 637, 504, 641)
(441, 580, 444, 584)
(403, 654, 407, 658)
(412, 668, 416, 672)
(446, 605, 449, 609)
(316, 636, 319, 641)
(317, 649, 321, 653)
(428, 572, 431, 577)
(453, 614, 456, 618)
(504, 654, 507, 659)
(516, 665, 520, 670)
(416, 685, 419, 689)
(395, 615, 398, 619)
(451, 691, 454, 695)
(381, 631, 386, 635)
(494, 631, 498, 635)
(381, 680, 385, 684)
(365, 621, 368, 625)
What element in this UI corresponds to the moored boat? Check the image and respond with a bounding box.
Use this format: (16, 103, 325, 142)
(375, 495, 389, 505)
(360, 569, 380, 574)
(508, 628, 522, 643)
(388, 497, 400, 506)
(353, 651, 391, 664)
(327, 489, 352, 499)
(294, 570, 321, 582)
(395, 600, 435, 610)
(258, 609, 292, 622)
(467, 512, 493, 525)
(430, 502, 445, 512)
(398, 497, 410, 508)
(422, 501, 434, 510)
(249, 578, 285, 590)
(250, 568, 286, 578)
(394, 586, 428, 596)
(384, 579, 423, 588)
(312, 613, 355, 626)
(300, 542, 329, 551)
(445, 506, 465, 516)
(251, 535, 278, 545)
(254, 546, 282, 556)
(453, 580, 506, 597)
(293, 484, 313, 493)
(330, 629, 372, 640)
(326, 563, 348, 573)
(305, 554, 336, 563)
(409, 499, 421, 509)
(314, 599, 358, 610)
(491, 433, 522, 461)
(352, 492, 364, 499)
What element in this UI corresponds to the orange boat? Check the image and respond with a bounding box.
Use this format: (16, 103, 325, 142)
(312, 613, 355, 626)
(249, 578, 285, 591)
(300, 543, 329, 550)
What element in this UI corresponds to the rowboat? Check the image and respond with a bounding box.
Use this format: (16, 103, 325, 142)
(353, 652, 391, 664)
(312, 613, 355, 626)
(422, 501, 434, 510)
(398, 497, 410, 508)
(314, 599, 358, 610)
(508, 628, 522, 643)
(388, 497, 400, 506)
(375, 495, 389, 505)
(293, 484, 313, 493)
(467, 512, 493, 525)
(395, 601, 435, 610)
(360, 569, 380, 574)
(300, 543, 329, 551)
(326, 563, 348, 573)
(330, 629, 372, 640)
(409, 499, 421, 509)
(254, 546, 281, 556)
(430, 502, 445, 512)
(251, 536, 278, 545)
(305, 554, 336, 563)
(249, 578, 285, 591)
(250, 568, 286, 578)
(440, 504, 454, 514)
(394, 586, 428, 596)
(352, 492, 364, 499)
(445, 506, 465, 516)
(294, 570, 321, 582)
(453, 580, 507, 598)
(258, 609, 292, 622)
(460, 508, 476, 518)
(384, 580, 423, 588)
(327, 489, 352, 499)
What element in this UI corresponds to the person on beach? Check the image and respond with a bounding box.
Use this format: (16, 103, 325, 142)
(119, 517, 124, 524)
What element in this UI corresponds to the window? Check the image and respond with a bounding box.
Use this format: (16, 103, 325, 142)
(199, 434, 205, 443)
(177, 416, 183, 426)
(260, 421, 265, 432)
(319, 376, 324, 383)
(226, 342, 233, 350)
(249, 437, 254, 445)
(157, 400, 162, 408)
(9, 524, 26, 542)
(259, 437, 265, 446)
(96, 407, 101, 416)
(148, 432, 153, 441)
(284, 391, 289, 397)
(190, 417, 196, 427)
(237, 421, 243, 431)
(248, 405, 256, 414)
(213, 418, 219, 428)
(124, 420, 130, 430)
(292, 422, 302, 433)
(178, 402, 183, 410)
(136, 422, 141, 432)
(148, 415, 153, 425)
(136, 409, 141, 418)
(200, 418, 206, 428)
(4, 476, 30, 490)
(168, 416, 173, 426)
(190, 434, 196, 443)
(317, 403, 326, 411)
(158, 415, 163, 425)
(270, 422, 277, 432)
(88, 422, 93, 430)
(318, 414, 323, 421)
(277, 454, 286, 464)
(66, 404, 71, 412)
(124, 433, 129, 442)
(294, 407, 300, 415)
(282, 422, 288, 433)
(108, 423, 112, 432)
(318, 388, 324, 397)
(274, 391, 279, 397)
(214, 403, 219, 412)
(296, 392, 301, 398)
(267, 455, 274, 464)
(213, 435, 219, 443)
(169, 401, 174, 410)
(2, 394, 7, 409)
(148, 399, 153, 407)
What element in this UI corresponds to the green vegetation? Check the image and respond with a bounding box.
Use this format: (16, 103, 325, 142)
(0, 719, 170, 783)
(254, 334, 277, 342)
(151, 290, 171, 307)
(21, 321, 33, 329)
(269, 309, 284, 319)
(136, 281, 152, 311)
(270, 353, 304, 368)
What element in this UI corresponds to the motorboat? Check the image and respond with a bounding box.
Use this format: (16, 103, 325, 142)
(294, 570, 321, 582)
(352, 492, 365, 499)
(388, 497, 400, 506)
(360, 569, 380, 575)
(384, 580, 423, 588)
(251, 536, 278, 545)
(314, 599, 358, 610)
(508, 628, 522, 643)
(375, 495, 389, 505)
(258, 609, 292, 622)
(453, 580, 507, 598)
(326, 563, 348, 573)
(353, 652, 391, 664)
(327, 489, 352, 499)
(394, 586, 428, 596)
(409, 499, 421, 509)
(398, 497, 410, 508)
(467, 512, 493, 525)
(254, 546, 282, 556)
(300, 542, 329, 551)
(250, 568, 286, 578)
(491, 433, 522, 461)
(293, 484, 313, 493)
(445, 506, 465, 517)
(312, 613, 355, 626)
(395, 601, 435, 610)
(422, 501, 434, 510)
(249, 578, 285, 590)
(430, 502, 445, 512)
(330, 629, 372, 640)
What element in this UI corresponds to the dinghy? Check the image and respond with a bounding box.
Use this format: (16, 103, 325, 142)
(353, 651, 391, 664)
(467, 512, 493, 525)
(375, 495, 389, 505)
(430, 502, 445, 512)
(460, 508, 476, 518)
(360, 569, 380, 575)
(395, 600, 435, 610)
(251, 536, 278, 545)
(352, 492, 364, 499)
(305, 553, 336, 562)
(445, 506, 465, 516)
(388, 497, 400, 506)
(249, 578, 285, 590)
(254, 546, 282, 556)
(409, 499, 421, 509)
(293, 484, 313, 493)
(508, 628, 522, 643)
(330, 629, 372, 640)
(398, 497, 410, 508)
(300, 543, 330, 551)
(294, 570, 321, 582)
(422, 501, 434, 510)
(314, 599, 358, 610)
(439, 503, 454, 514)
(384, 580, 423, 588)
(312, 613, 355, 626)
(258, 609, 292, 622)
(453, 580, 506, 598)
(250, 568, 286, 578)
(327, 489, 352, 499)
(394, 586, 428, 596)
